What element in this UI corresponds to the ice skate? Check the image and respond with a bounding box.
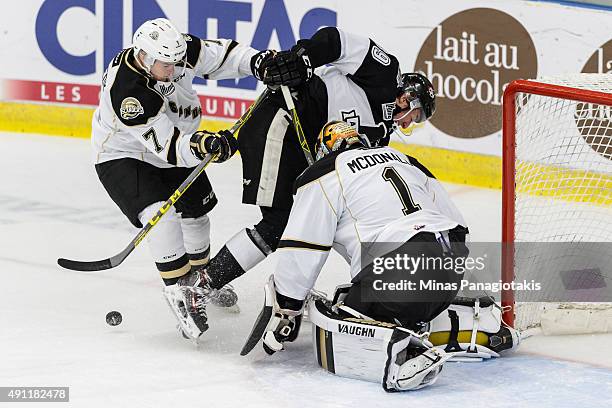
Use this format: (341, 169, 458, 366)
(163, 284, 209, 341)
(179, 267, 240, 313)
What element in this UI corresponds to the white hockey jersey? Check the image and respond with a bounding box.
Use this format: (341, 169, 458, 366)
(273, 146, 468, 301)
(92, 35, 257, 168)
(294, 27, 402, 146)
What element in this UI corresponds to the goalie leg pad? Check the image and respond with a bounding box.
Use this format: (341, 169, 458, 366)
(308, 300, 449, 392)
(428, 296, 520, 359)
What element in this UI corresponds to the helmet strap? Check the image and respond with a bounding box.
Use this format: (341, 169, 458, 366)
(394, 94, 425, 124)
(134, 48, 154, 75)
(394, 107, 425, 124)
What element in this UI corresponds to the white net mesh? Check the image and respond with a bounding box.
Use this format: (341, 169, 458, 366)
(510, 74, 612, 332)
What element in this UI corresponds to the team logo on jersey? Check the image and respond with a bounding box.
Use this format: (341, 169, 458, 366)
(371, 45, 391, 66)
(182, 34, 192, 42)
(341, 109, 361, 130)
(381, 102, 396, 121)
(149, 31, 159, 40)
(120, 97, 144, 120)
(158, 83, 175, 96)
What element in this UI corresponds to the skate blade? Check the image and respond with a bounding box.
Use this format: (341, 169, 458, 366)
(163, 287, 207, 341)
(176, 324, 206, 345)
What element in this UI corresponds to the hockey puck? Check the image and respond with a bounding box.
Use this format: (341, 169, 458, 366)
(106, 311, 122, 326)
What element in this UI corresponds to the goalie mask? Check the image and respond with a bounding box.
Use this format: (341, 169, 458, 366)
(315, 121, 368, 161)
(394, 73, 436, 125)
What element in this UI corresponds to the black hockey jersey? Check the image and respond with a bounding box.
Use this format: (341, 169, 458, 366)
(295, 27, 402, 146)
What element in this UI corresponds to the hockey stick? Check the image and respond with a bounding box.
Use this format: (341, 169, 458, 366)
(57, 88, 270, 272)
(280, 85, 315, 165)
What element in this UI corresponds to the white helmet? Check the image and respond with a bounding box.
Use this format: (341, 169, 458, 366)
(132, 18, 187, 72)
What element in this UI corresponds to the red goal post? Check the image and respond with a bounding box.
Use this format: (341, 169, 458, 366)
(501, 77, 612, 332)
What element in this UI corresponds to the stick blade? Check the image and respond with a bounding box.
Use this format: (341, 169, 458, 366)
(57, 257, 114, 271)
(57, 244, 132, 272)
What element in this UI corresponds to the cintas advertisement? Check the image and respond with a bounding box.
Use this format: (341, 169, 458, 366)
(0, 0, 337, 119)
(0, 0, 610, 183)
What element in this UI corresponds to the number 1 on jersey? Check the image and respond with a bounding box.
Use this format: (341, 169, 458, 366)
(382, 167, 421, 215)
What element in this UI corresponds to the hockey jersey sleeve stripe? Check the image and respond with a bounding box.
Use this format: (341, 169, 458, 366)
(184, 34, 203, 68)
(219, 40, 239, 69)
(406, 154, 436, 179)
(166, 127, 181, 166)
(278, 240, 331, 251)
(202, 39, 242, 79)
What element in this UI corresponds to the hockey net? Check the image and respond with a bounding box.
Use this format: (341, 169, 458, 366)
(502, 75, 612, 334)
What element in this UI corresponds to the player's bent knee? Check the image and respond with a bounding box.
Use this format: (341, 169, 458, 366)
(139, 202, 189, 281)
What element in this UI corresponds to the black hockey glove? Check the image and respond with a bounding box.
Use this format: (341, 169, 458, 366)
(190, 129, 238, 163)
(261, 47, 313, 87)
(250, 49, 276, 82)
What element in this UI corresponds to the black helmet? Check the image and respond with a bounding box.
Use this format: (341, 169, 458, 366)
(394, 73, 436, 123)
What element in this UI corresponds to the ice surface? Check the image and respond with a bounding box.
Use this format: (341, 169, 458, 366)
(1, 132, 610, 407)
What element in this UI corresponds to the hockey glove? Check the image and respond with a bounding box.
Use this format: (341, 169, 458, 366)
(262, 303, 303, 355)
(190, 129, 238, 163)
(240, 275, 304, 356)
(250, 49, 276, 82)
(261, 47, 313, 87)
